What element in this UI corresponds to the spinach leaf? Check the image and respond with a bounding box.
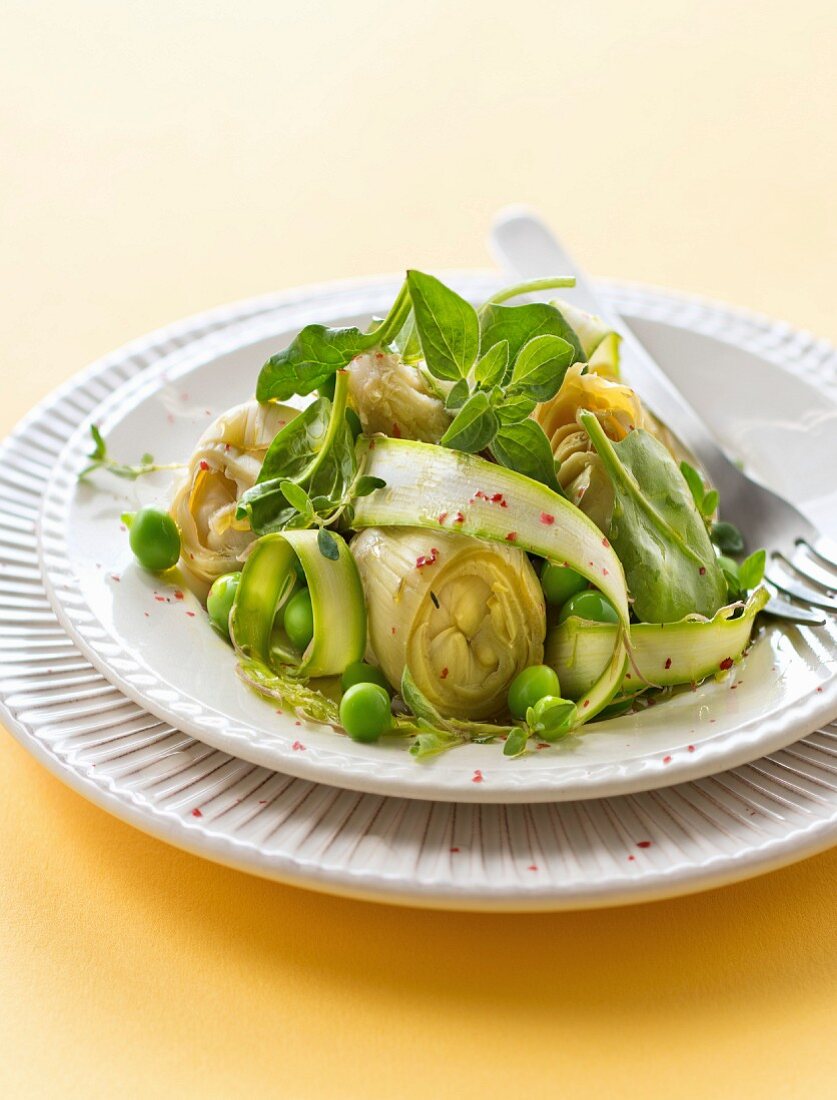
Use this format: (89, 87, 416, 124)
(256, 326, 373, 402)
(406, 270, 480, 381)
(508, 333, 574, 402)
(490, 418, 561, 492)
(440, 391, 499, 453)
(581, 413, 727, 622)
(256, 280, 411, 401)
(479, 301, 583, 365)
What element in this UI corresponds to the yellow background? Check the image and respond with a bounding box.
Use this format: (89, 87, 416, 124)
(1, 2, 835, 1096)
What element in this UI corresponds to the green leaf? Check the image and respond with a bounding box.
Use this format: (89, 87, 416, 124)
(278, 480, 314, 519)
(354, 475, 386, 497)
(479, 301, 583, 365)
(711, 521, 745, 555)
(444, 378, 471, 411)
(256, 326, 373, 401)
(717, 554, 742, 599)
(401, 668, 446, 725)
(317, 527, 340, 560)
(474, 340, 509, 389)
(440, 391, 499, 453)
(89, 424, 106, 461)
(241, 374, 356, 533)
(409, 728, 465, 759)
(679, 461, 705, 510)
(255, 282, 412, 401)
(495, 394, 536, 424)
(701, 488, 719, 519)
(490, 419, 560, 492)
(502, 727, 529, 758)
(738, 548, 766, 590)
(526, 697, 577, 741)
(508, 334, 574, 402)
(406, 270, 480, 381)
(392, 312, 423, 364)
(582, 414, 728, 621)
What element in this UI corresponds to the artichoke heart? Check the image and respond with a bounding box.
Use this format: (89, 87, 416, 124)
(351, 527, 546, 720)
(534, 364, 645, 530)
(347, 350, 450, 443)
(170, 399, 298, 582)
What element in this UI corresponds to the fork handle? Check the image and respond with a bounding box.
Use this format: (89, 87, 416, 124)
(490, 207, 740, 501)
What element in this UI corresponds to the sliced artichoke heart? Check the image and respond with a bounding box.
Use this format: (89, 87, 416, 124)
(171, 399, 298, 581)
(352, 527, 545, 721)
(346, 350, 450, 443)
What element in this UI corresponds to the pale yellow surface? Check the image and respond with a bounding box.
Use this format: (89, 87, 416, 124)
(1, 2, 836, 1096)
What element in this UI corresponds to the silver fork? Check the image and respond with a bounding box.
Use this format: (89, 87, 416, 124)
(490, 207, 837, 626)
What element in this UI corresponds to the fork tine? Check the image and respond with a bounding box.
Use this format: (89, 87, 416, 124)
(761, 593, 826, 625)
(782, 548, 837, 594)
(765, 562, 837, 612)
(803, 537, 837, 573)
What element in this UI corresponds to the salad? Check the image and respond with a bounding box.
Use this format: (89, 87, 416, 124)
(99, 271, 768, 758)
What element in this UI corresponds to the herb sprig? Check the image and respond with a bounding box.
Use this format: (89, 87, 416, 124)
(79, 425, 184, 481)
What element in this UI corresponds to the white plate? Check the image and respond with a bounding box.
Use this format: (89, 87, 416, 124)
(1, 279, 836, 909)
(37, 274, 837, 803)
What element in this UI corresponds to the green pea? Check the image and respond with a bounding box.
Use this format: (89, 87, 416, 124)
(557, 590, 619, 625)
(206, 571, 241, 641)
(284, 588, 314, 651)
(124, 508, 181, 573)
(540, 561, 588, 606)
(508, 664, 561, 720)
(340, 660, 391, 694)
(339, 681, 392, 742)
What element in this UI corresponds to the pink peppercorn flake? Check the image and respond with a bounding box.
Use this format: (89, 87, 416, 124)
(527, 864, 538, 872)
(174, 590, 184, 600)
(450, 847, 460, 853)
(628, 854, 636, 861)
(415, 547, 439, 569)
(699, 566, 706, 575)
(688, 744, 695, 752)
(472, 769, 484, 783)
(440, 667, 449, 679)
(453, 511, 465, 524)
(437, 511, 448, 524)
(505, 531, 518, 542)
(191, 808, 202, 818)
(719, 657, 734, 671)
(663, 755, 672, 764)
(292, 740, 306, 751)
(391, 422, 402, 438)
(540, 512, 555, 526)
(199, 459, 209, 471)
(185, 610, 195, 617)
(636, 840, 652, 849)
(602, 537, 610, 547)
(583, 699, 590, 708)
(664, 657, 672, 670)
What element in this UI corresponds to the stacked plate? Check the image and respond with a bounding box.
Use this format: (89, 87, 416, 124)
(2, 272, 836, 910)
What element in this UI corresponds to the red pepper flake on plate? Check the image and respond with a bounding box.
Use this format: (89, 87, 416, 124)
(472, 769, 484, 783)
(191, 808, 203, 818)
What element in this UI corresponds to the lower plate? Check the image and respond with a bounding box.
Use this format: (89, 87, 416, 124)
(1, 277, 835, 909)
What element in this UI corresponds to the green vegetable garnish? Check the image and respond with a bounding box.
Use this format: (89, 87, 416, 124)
(540, 561, 588, 606)
(283, 588, 314, 652)
(508, 665, 561, 720)
(339, 682, 393, 742)
(123, 508, 181, 573)
(80, 425, 183, 482)
(581, 413, 727, 622)
(340, 660, 392, 694)
(557, 590, 619, 625)
(206, 571, 241, 641)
